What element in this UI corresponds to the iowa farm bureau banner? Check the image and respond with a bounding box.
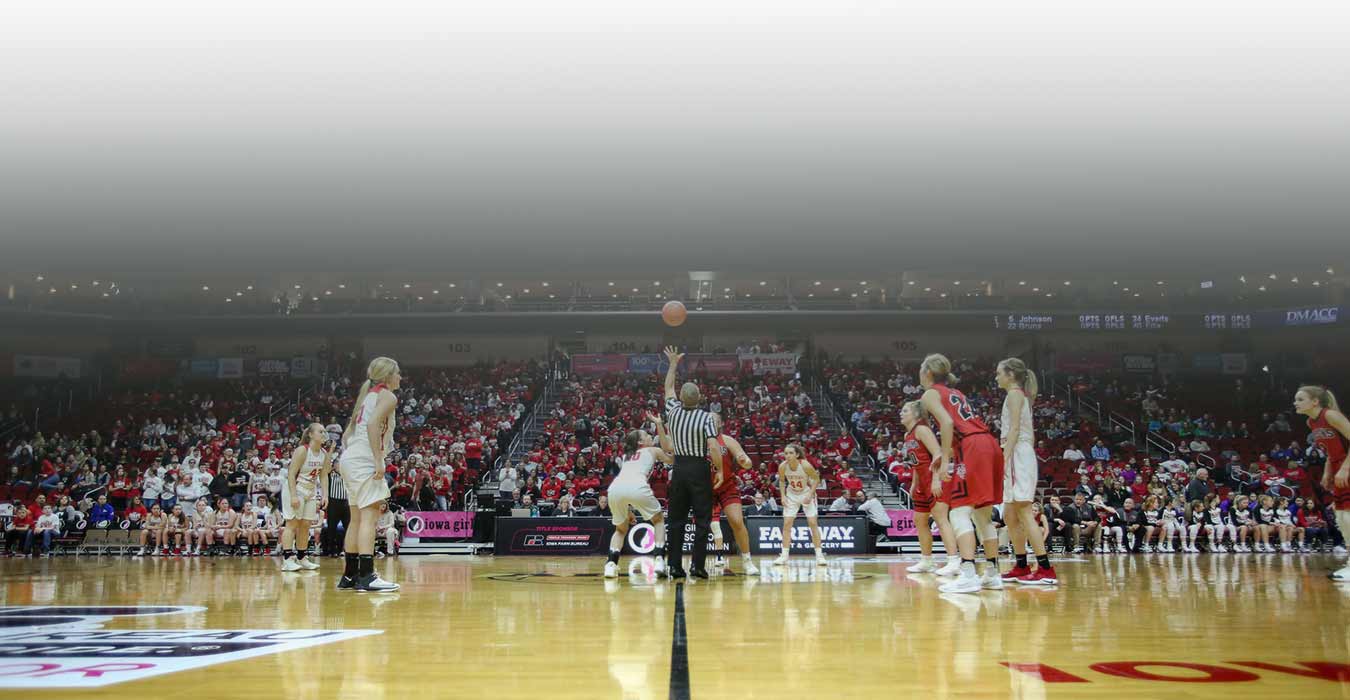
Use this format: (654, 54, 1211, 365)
(572, 353, 797, 377)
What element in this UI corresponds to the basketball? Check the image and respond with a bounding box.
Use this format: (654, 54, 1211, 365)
(661, 300, 687, 327)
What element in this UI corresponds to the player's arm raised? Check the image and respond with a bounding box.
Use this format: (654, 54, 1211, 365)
(663, 346, 684, 402)
(1325, 409, 1350, 488)
(647, 413, 675, 464)
(724, 435, 753, 470)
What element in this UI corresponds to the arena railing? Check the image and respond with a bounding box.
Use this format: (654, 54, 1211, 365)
(1146, 430, 1176, 458)
(1108, 412, 1137, 444)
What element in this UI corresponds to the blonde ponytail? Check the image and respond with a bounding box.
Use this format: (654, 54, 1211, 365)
(921, 353, 956, 384)
(1299, 385, 1339, 412)
(345, 356, 401, 434)
(999, 357, 1038, 401)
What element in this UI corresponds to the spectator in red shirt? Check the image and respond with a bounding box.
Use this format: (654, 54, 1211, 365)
(465, 435, 483, 471)
(840, 470, 863, 493)
(541, 476, 563, 502)
(6, 505, 34, 555)
(1129, 474, 1149, 503)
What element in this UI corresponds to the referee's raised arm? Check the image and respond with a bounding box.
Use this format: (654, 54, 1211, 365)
(663, 345, 683, 403)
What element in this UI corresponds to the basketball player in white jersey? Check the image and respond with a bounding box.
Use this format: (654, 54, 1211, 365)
(996, 358, 1057, 585)
(338, 357, 401, 592)
(605, 413, 674, 579)
(774, 444, 827, 567)
(280, 423, 331, 572)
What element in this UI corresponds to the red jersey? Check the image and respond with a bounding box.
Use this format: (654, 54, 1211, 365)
(902, 428, 934, 488)
(710, 436, 736, 494)
(1308, 409, 1349, 468)
(931, 384, 992, 440)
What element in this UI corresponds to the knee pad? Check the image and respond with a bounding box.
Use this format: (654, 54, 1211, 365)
(949, 506, 975, 538)
(973, 507, 998, 543)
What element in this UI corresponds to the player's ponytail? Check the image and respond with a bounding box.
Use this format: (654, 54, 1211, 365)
(1299, 384, 1339, 412)
(345, 357, 400, 435)
(998, 357, 1038, 401)
(622, 429, 643, 454)
(921, 353, 956, 384)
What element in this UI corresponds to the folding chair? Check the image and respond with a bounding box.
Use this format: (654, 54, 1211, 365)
(80, 529, 109, 555)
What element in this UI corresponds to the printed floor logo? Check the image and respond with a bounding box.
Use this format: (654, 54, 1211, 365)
(0, 606, 380, 688)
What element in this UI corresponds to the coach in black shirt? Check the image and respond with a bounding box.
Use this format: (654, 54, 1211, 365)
(662, 346, 720, 580)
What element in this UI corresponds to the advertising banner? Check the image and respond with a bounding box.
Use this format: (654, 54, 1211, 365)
(1122, 354, 1157, 374)
(402, 511, 474, 541)
(494, 517, 614, 555)
(1054, 352, 1115, 373)
(684, 354, 740, 377)
(626, 353, 664, 374)
(290, 357, 316, 378)
(216, 358, 244, 379)
(740, 352, 799, 376)
(256, 359, 290, 376)
(571, 354, 630, 377)
(745, 515, 867, 554)
(886, 509, 919, 537)
(188, 359, 219, 378)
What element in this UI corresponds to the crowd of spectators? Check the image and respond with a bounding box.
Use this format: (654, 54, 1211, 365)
(823, 356, 1347, 555)
(0, 361, 545, 556)
(496, 371, 868, 517)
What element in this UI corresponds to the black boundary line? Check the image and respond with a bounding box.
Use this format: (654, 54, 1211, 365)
(669, 582, 691, 700)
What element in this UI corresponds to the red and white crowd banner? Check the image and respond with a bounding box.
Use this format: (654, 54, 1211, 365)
(740, 352, 798, 376)
(402, 511, 474, 540)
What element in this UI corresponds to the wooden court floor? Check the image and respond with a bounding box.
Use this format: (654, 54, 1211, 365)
(2, 553, 1347, 698)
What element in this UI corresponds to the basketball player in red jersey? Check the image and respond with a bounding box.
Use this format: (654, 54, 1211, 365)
(919, 354, 1006, 594)
(1293, 385, 1350, 582)
(709, 415, 759, 575)
(898, 400, 958, 574)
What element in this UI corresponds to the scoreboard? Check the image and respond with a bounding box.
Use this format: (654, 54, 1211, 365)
(994, 306, 1339, 332)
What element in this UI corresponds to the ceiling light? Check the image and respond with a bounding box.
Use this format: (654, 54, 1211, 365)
(548, 294, 555, 299)
(1239, 276, 1246, 283)
(1063, 281, 1071, 286)
(36, 275, 44, 281)
(1268, 273, 1278, 280)
(417, 296, 424, 301)
(814, 281, 822, 286)
(724, 287, 732, 292)
(1018, 281, 1027, 286)
(497, 282, 503, 287)
(92, 280, 100, 286)
(1112, 280, 1119, 286)
(952, 281, 959, 286)
(235, 291, 243, 297)
(246, 285, 254, 291)
(1313, 280, 1322, 286)
(542, 282, 549, 287)
(101, 293, 108, 298)
(923, 287, 931, 292)
(612, 294, 618, 298)
(608, 282, 615, 287)
(70, 284, 78, 289)
(940, 293, 948, 298)
(907, 280, 916, 286)
(652, 281, 660, 286)
(403, 283, 411, 289)
(338, 284, 346, 289)
(48, 288, 56, 294)
(1156, 281, 1164, 285)
(851, 293, 858, 298)
(1291, 277, 1299, 283)
(1032, 287, 1040, 292)
(834, 287, 842, 292)
(1123, 287, 1130, 292)
(523, 289, 531, 294)
(225, 298, 232, 303)
(1045, 293, 1053, 297)
(808, 293, 815, 298)
(632, 288, 639, 293)
(449, 283, 456, 288)
(433, 290, 440, 294)
(1133, 293, 1140, 297)
(201, 286, 209, 291)
(505, 295, 512, 299)
(1258, 285, 1267, 291)
(860, 281, 868, 286)
(1327, 267, 1335, 275)
(760, 281, 767, 286)
(311, 296, 318, 302)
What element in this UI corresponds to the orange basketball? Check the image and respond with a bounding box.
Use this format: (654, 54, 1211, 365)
(661, 300, 687, 327)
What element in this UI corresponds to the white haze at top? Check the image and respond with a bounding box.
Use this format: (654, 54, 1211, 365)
(1, 0, 1347, 272)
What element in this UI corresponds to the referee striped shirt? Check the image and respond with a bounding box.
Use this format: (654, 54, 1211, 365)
(327, 462, 347, 501)
(664, 397, 717, 457)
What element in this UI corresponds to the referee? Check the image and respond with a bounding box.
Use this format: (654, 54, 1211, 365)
(323, 423, 351, 557)
(661, 346, 720, 579)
